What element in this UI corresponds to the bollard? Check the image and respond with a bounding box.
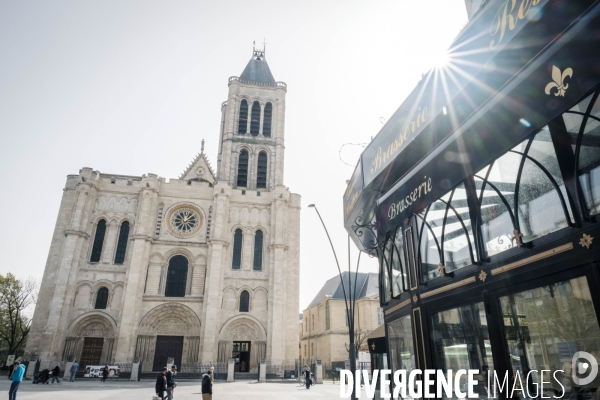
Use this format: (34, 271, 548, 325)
(63, 361, 74, 381)
(227, 358, 235, 382)
(130, 361, 140, 381)
(315, 360, 323, 384)
(259, 358, 266, 383)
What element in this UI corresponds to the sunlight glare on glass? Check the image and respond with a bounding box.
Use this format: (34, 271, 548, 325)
(433, 48, 451, 69)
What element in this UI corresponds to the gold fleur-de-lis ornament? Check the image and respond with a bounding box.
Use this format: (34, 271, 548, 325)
(545, 65, 573, 97)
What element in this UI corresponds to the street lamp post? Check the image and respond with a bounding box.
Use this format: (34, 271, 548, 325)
(308, 204, 361, 400)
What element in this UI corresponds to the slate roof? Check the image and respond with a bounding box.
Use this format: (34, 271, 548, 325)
(307, 272, 379, 309)
(239, 51, 276, 84)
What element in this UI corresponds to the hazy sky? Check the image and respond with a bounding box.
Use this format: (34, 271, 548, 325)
(0, 0, 467, 311)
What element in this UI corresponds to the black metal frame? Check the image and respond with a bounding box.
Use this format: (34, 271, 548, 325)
(377, 84, 600, 399)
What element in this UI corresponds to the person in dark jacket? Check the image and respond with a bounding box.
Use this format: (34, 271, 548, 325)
(201, 370, 212, 400)
(101, 365, 109, 382)
(156, 368, 167, 399)
(304, 366, 311, 389)
(165, 365, 175, 400)
(51, 363, 61, 384)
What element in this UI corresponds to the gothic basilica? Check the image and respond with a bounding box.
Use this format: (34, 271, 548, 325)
(24, 48, 301, 373)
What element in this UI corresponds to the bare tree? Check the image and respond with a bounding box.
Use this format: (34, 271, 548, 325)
(0, 274, 37, 357)
(345, 329, 369, 354)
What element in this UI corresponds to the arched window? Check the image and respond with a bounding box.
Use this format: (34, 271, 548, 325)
(237, 150, 249, 187)
(90, 219, 107, 262)
(238, 100, 248, 134)
(165, 255, 188, 297)
(250, 101, 261, 136)
(232, 229, 243, 270)
(257, 151, 268, 189)
(95, 287, 109, 309)
(263, 102, 272, 137)
(253, 230, 263, 271)
(239, 290, 249, 312)
(114, 221, 130, 264)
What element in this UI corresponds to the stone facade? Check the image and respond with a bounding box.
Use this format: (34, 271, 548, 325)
(299, 273, 382, 366)
(25, 49, 300, 372)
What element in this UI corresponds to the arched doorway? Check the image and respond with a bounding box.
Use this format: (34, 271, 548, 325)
(135, 304, 201, 371)
(218, 317, 266, 373)
(63, 314, 116, 370)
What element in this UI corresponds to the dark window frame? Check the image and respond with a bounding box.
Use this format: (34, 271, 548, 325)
(239, 290, 250, 312)
(165, 255, 188, 297)
(90, 219, 107, 262)
(253, 230, 263, 271)
(263, 102, 273, 137)
(250, 101, 261, 136)
(114, 221, 130, 264)
(232, 229, 243, 270)
(94, 287, 109, 309)
(237, 150, 249, 187)
(256, 151, 268, 189)
(238, 99, 248, 134)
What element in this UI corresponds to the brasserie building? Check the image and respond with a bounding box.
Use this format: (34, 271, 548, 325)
(345, 0, 600, 397)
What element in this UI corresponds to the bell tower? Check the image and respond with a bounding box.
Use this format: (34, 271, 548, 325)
(217, 45, 287, 191)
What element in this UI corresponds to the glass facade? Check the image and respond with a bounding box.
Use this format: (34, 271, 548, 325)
(388, 315, 417, 398)
(370, 44, 600, 400)
(501, 276, 600, 398)
(431, 303, 493, 399)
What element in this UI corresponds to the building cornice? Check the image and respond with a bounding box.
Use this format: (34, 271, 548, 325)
(64, 230, 90, 239)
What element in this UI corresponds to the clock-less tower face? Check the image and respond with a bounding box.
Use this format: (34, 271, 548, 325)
(167, 204, 203, 238)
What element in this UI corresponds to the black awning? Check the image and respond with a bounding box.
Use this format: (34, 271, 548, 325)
(345, 0, 600, 245)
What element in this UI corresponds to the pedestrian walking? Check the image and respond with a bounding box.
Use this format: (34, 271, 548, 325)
(69, 360, 78, 382)
(155, 368, 167, 400)
(201, 370, 213, 400)
(8, 361, 25, 400)
(304, 365, 311, 389)
(51, 363, 61, 384)
(209, 366, 215, 383)
(165, 365, 176, 400)
(7, 363, 14, 380)
(100, 365, 109, 382)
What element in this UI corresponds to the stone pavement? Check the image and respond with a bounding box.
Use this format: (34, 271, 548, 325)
(0, 378, 377, 399)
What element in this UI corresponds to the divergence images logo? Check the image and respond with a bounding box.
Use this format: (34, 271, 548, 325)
(572, 352, 598, 386)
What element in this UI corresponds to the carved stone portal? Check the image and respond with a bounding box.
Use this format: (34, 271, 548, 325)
(220, 318, 265, 342)
(71, 315, 115, 337)
(138, 304, 201, 336)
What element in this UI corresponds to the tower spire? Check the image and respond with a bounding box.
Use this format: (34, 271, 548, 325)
(201, 139, 205, 154)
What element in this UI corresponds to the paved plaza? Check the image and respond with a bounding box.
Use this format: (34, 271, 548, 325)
(0, 378, 377, 400)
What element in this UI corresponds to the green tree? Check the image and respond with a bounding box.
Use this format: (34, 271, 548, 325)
(0, 274, 37, 357)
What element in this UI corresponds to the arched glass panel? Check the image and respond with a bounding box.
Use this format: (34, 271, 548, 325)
(238, 100, 248, 134)
(475, 127, 573, 256)
(257, 151, 268, 189)
(239, 290, 249, 312)
(563, 88, 600, 215)
(165, 255, 188, 297)
(94, 287, 109, 309)
(263, 102, 272, 137)
(237, 150, 248, 187)
(253, 230, 263, 270)
(114, 221, 130, 264)
(391, 226, 407, 297)
(417, 182, 477, 282)
(90, 219, 107, 262)
(379, 237, 392, 304)
(250, 101, 260, 136)
(232, 229, 243, 270)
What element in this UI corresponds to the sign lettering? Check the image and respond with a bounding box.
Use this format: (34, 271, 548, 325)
(387, 176, 432, 221)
